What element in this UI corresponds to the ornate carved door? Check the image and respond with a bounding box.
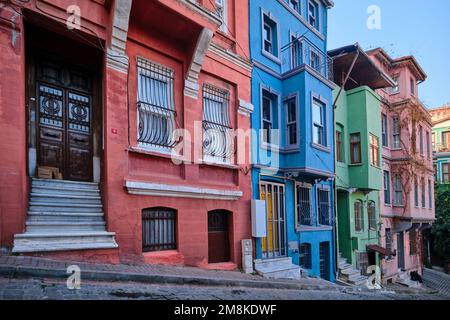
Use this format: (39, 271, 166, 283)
(36, 59, 93, 182)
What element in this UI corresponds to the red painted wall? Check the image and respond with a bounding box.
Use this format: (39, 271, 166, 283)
(0, 0, 252, 269)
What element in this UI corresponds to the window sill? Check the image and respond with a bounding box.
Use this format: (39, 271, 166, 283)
(261, 142, 280, 152)
(310, 143, 330, 153)
(199, 158, 239, 171)
(261, 50, 282, 65)
(348, 163, 363, 167)
(392, 204, 405, 208)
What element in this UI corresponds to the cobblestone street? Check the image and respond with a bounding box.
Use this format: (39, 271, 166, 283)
(0, 276, 448, 300)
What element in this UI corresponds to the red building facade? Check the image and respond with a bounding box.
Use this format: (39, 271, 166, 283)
(0, 0, 253, 269)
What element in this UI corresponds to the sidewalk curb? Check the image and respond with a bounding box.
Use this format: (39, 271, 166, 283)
(0, 264, 341, 292)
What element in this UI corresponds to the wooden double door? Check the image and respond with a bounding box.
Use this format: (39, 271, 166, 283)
(35, 58, 93, 182)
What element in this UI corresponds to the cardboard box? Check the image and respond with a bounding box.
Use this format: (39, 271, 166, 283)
(37, 166, 54, 179)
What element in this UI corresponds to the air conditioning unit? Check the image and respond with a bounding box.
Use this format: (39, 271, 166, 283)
(251, 199, 267, 238)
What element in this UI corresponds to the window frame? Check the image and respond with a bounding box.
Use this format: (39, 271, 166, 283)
(296, 182, 313, 227)
(260, 85, 281, 149)
(284, 94, 299, 148)
(419, 125, 424, 156)
(409, 229, 417, 255)
(368, 201, 377, 231)
(317, 187, 331, 226)
(308, 0, 320, 31)
(215, 0, 228, 33)
(428, 179, 433, 209)
(426, 131, 431, 159)
(394, 174, 403, 206)
(136, 57, 177, 154)
(385, 228, 393, 260)
(336, 128, 344, 163)
(392, 116, 401, 149)
(443, 163, 450, 183)
(369, 133, 380, 167)
(312, 97, 327, 148)
(261, 10, 280, 62)
(202, 83, 233, 164)
(382, 113, 389, 147)
(421, 177, 426, 208)
(384, 170, 391, 205)
(142, 207, 177, 253)
(350, 132, 362, 165)
(410, 77, 415, 96)
(299, 243, 312, 269)
(354, 200, 364, 232)
(414, 177, 419, 208)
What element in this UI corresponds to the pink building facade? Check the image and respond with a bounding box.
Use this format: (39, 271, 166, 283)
(368, 49, 435, 283)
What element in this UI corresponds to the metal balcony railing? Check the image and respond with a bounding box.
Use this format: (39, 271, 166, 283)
(281, 36, 333, 81)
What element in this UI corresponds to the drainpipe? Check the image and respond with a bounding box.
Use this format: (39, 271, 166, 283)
(331, 46, 360, 280)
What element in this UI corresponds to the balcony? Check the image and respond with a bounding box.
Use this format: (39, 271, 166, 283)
(281, 36, 333, 81)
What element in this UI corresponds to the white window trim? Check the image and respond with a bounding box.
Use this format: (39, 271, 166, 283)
(295, 182, 313, 229)
(308, 0, 320, 32)
(382, 113, 389, 148)
(310, 92, 329, 151)
(260, 9, 281, 64)
(284, 92, 300, 150)
(316, 185, 331, 227)
(260, 84, 282, 151)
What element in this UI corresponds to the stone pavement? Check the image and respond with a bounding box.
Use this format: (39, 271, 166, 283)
(0, 276, 448, 300)
(0, 254, 337, 291)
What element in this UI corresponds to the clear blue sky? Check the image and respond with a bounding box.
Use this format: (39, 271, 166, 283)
(328, 0, 450, 109)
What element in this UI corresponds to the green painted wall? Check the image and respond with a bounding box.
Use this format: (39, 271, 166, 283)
(334, 86, 383, 269)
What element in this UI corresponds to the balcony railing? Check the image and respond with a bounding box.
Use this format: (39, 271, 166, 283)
(281, 36, 333, 81)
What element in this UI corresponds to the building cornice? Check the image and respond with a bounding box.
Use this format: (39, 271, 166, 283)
(208, 42, 253, 73)
(124, 180, 243, 201)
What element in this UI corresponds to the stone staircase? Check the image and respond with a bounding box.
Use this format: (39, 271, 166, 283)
(12, 178, 118, 253)
(254, 257, 302, 280)
(396, 270, 423, 288)
(337, 253, 368, 286)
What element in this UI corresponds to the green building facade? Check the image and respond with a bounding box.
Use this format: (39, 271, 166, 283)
(329, 45, 395, 277)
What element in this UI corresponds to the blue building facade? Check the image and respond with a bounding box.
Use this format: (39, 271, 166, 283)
(249, 0, 336, 281)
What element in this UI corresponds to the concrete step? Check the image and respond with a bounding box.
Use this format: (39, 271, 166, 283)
(255, 264, 301, 281)
(338, 262, 352, 270)
(12, 241, 118, 253)
(31, 185, 100, 196)
(13, 231, 117, 253)
(348, 275, 368, 286)
(340, 267, 361, 277)
(26, 221, 106, 232)
(254, 257, 293, 270)
(28, 211, 104, 218)
(30, 193, 102, 205)
(29, 203, 103, 213)
(31, 178, 99, 190)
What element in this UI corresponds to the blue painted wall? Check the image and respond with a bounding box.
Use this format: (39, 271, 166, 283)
(249, 0, 336, 281)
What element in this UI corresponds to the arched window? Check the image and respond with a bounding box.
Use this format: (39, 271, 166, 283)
(299, 243, 312, 269)
(368, 201, 377, 230)
(142, 207, 177, 252)
(354, 200, 364, 232)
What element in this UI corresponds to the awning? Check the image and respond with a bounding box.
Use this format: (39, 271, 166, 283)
(367, 244, 395, 257)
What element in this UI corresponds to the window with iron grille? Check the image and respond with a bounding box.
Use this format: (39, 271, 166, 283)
(318, 189, 331, 226)
(142, 208, 177, 252)
(409, 229, 417, 255)
(299, 243, 312, 269)
(202, 84, 232, 163)
(354, 200, 363, 232)
(137, 57, 176, 150)
(296, 184, 312, 226)
(385, 228, 393, 260)
(368, 201, 377, 230)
